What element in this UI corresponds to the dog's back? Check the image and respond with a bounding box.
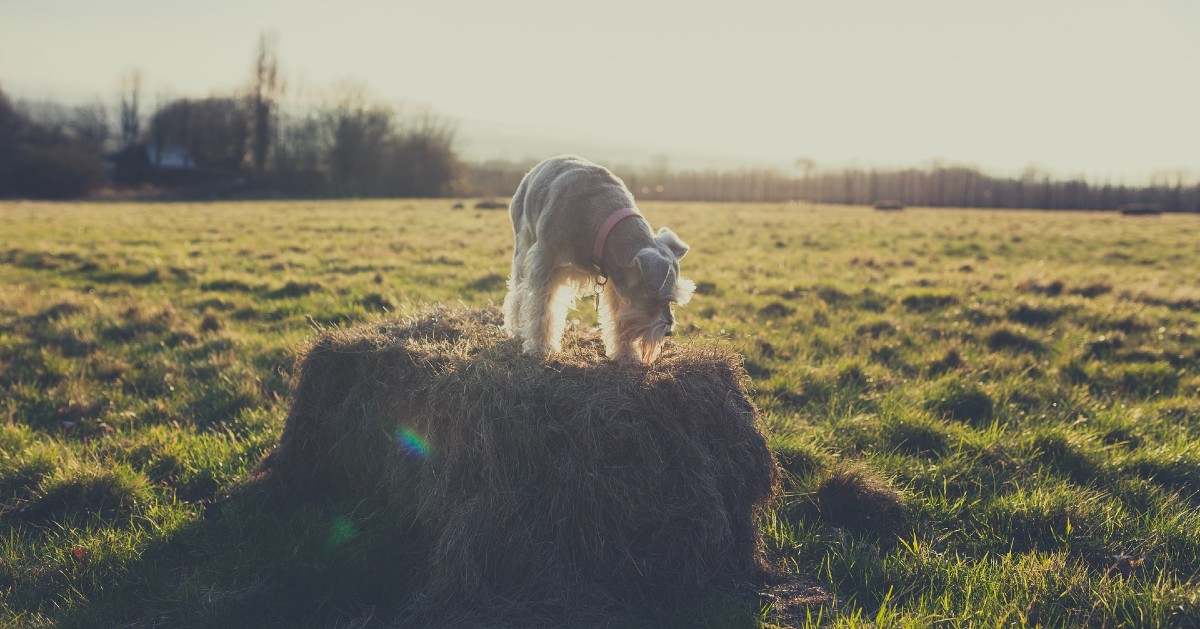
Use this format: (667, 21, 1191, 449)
(509, 156, 636, 268)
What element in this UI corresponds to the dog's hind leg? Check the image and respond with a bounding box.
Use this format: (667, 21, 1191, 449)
(502, 249, 526, 338)
(517, 245, 568, 355)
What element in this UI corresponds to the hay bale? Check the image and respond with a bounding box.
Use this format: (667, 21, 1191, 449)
(261, 305, 779, 617)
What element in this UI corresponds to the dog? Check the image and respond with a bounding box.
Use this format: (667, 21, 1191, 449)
(503, 155, 695, 363)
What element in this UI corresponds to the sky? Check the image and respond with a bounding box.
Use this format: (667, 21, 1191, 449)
(2, 0, 1197, 181)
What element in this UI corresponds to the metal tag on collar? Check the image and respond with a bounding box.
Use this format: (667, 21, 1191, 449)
(593, 274, 607, 309)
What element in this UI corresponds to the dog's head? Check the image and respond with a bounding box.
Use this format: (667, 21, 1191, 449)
(610, 226, 696, 363)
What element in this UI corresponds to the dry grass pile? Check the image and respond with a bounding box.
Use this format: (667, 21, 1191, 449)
(260, 304, 779, 617)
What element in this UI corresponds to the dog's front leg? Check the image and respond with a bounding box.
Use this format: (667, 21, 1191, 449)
(598, 285, 638, 363)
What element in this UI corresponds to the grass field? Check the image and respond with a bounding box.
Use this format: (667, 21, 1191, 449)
(2, 199, 1199, 627)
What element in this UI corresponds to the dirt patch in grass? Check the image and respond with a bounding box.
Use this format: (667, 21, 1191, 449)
(199, 314, 223, 333)
(1031, 430, 1101, 483)
(464, 272, 506, 293)
(357, 292, 394, 312)
(772, 437, 829, 479)
(1070, 282, 1113, 298)
(90, 267, 166, 285)
(267, 281, 322, 299)
(1131, 292, 1200, 313)
(758, 302, 796, 319)
(901, 291, 957, 312)
(1129, 451, 1200, 494)
(986, 326, 1043, 353)
(808, 462, 906, 533)
(1008, 302, 1065, 326)
(1115, 363, 1180, 398)
(743, 358, 772, 379)
(1086, 333, 1125, 359)
(856, 318, 900, 338)
(926, 347, 964, 376)
(28, 301, 87, 325)
(201, 279, 260, 293)
(18, 462, 153, 523)
(814, 285, 849, 305)
(883, 416, 949, 457)
(1016, 278, 1066, 297)
(927, 379, 995, 424)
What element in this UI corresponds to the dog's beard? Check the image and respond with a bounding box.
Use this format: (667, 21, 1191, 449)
(636, 320, 670, 363)
(601, 275, 694, 364)
(612, 301, 671, 364)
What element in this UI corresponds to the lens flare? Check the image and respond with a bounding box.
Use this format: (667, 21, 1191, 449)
(395, 427, 431, 459)
(324, 515, 357, 554)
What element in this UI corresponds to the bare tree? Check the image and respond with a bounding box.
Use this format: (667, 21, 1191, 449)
(324, 83, 393, 194)
(70, 100, 110, 150)
(11, 98, 108, 150)
(14, 98, 70, 136)
(794, 157, 816, 202)
(119, 69, 143, 148)
(251, 33, 282, 171)
(148, 88, 174, 167)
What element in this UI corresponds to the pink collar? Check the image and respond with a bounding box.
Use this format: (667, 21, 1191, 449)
(592, 207, 642, 274)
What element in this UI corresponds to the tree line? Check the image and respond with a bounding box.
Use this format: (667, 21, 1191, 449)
(465, 160, 1200, 213)
(2, 33, 1195, 210)
(1, 35, 462, 199)
(0, 87, 109, 198)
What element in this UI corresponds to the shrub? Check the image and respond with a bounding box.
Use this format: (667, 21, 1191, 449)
(0, 142, 105, 199)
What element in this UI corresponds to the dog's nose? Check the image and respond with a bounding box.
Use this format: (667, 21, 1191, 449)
(664, 329, 673, 336)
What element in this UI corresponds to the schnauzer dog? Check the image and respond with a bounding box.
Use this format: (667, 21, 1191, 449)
(503, 155, 695, 363)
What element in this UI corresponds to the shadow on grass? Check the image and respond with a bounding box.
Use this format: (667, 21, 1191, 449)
(55, 484, 429, 629)
(56, 480, 768, 629)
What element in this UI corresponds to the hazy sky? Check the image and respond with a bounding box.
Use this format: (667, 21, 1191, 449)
(2, 0, 1197, 180)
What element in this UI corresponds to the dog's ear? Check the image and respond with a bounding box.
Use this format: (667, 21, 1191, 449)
(634, 248, 671, 293)
(674, 277, 695, 306)
(655, 227, 689, 260)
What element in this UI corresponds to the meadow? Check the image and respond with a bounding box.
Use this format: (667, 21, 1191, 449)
(1, 199, 1198, 627)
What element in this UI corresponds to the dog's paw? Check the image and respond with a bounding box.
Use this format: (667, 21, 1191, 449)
(609, 349, 643, 366)
(520, 341, 549, 360)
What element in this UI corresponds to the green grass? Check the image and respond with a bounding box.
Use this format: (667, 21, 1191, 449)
(1, 199, 1199, 627)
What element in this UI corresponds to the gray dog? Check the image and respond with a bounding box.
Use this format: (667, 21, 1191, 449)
(503, 155, 695, 363)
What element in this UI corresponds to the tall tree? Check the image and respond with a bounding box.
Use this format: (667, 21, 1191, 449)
(794, 157, 816, 201)
(251, 33, 282, 171)
(119, 70, 142, 148)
